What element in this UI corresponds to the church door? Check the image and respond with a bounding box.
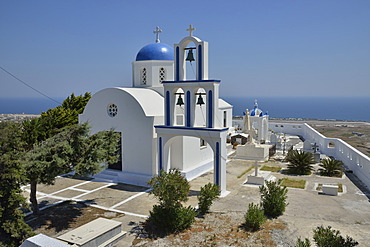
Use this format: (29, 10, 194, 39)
(108, 132, 122, 171)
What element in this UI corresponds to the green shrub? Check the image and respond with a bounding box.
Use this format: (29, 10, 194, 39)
(244, 203, 266, 231)
(146, 169, 196, 235)
(285, 150, 315, 175)
(148, 169, 190, 207)
(260, 180, 288, 218)
(148, 204, 197, 234)
(313, 226, 358, 247)
(295, 238, 311, 247)
(197, 183, 220, 215)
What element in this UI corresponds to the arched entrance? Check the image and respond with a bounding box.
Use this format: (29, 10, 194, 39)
(156, 126, 229, 196)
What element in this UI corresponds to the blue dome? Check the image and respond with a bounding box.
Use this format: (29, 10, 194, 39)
(250, 99, 265, 117)
(136, 43, 174, 61)
(250, 108, 263, 117)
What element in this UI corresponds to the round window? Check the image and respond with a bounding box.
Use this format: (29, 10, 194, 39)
(107, 104, 118, 117)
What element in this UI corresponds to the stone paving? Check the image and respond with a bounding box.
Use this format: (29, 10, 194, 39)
(22, 158, 370, 246)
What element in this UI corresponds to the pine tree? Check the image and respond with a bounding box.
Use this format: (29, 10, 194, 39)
(0, 122, 33, 246)
(23, 124, 120, 214)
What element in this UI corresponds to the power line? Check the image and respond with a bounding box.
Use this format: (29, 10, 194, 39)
(0, 66, 61, 104)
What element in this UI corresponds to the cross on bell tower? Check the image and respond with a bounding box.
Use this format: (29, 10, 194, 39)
(153, 26, 162, 43)
(186, 24, 196, 37)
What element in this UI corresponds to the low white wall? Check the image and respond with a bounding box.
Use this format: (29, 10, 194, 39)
(269, 122, 370, 189)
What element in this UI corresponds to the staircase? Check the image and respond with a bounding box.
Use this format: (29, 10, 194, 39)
(93, 169, 120, 183)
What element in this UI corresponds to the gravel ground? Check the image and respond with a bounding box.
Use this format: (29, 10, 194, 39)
(127, 212, 291, 247)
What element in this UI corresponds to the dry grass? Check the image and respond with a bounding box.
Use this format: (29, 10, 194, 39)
(313, 124, 370, 158)
(260, 165, 282, 173)
(237, 166, 253, 179)
(279, 178, 306, 189)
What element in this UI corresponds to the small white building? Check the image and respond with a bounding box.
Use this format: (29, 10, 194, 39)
(236, 100, 272, 161)
(79, 26, 233, 188)
(243, 100, 269, 143)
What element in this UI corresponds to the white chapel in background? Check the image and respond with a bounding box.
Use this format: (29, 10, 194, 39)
(79, 26, 233, 191)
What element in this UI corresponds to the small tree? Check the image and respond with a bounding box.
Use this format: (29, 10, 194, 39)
(147, 169, 196, 235)
(313, 226, 358, 247)
(319, 158, 344, 177)
(244, 203, 266, 231)
(197, 183, 220, 215)
(23, 124, 120, 214)
(286, 150, 315, 175)
(260, 180, 288, 218)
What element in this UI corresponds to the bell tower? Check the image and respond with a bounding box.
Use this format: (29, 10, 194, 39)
(155, 25, 229, 196)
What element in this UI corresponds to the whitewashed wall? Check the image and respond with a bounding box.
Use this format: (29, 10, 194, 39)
(270, 122, 370, 188)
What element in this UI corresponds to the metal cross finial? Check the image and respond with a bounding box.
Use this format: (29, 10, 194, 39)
(153, 26, 162, 43)
(186, 24, 196, 36)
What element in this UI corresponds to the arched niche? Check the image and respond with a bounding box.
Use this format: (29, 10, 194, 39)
(174, 36, 208, 81)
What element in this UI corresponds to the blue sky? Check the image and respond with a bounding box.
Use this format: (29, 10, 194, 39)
(1, 0, 370, 100)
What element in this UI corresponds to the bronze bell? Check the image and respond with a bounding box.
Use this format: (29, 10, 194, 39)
(186, 49, 195, 62)
(196, 94, 205, 106)
(176, 95, 184, 106)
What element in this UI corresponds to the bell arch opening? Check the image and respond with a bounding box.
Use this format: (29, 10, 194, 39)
(185, 42, 197, 81)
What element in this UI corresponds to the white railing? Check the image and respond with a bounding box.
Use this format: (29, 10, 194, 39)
(269, 122, 370, 188)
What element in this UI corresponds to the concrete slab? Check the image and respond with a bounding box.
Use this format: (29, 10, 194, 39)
(78, 184, 148, 208)
(114, 194, 158, 216)
(57, 217, 124, 247)
(53, 189, 86, 198)
(37, 177, 89, 194)
(74, 181, 110, 191)
(36, 197, 62, 209)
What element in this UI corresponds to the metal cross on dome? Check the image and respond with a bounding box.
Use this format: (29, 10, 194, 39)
(153, 26, 162, 43)
(186, 24, 196, 36)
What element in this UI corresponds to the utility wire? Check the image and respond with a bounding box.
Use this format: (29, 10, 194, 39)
(0, 66, 61, 104)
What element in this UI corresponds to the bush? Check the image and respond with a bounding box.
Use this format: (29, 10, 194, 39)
(197, 183, 220, 215)
(148, 204, 197, 234)
(146, 169, 196, 235)
(295, 238, 311, 247)
(148, 169, 190, 207)
(244, 203, 266, 231)
(313, 226, 358, 247)
(260, 180, 288, 218)
(285, 150, 315, 175)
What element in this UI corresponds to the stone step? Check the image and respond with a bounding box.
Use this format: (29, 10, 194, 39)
(98, 231, 126, 247)
(93, 173, 118, 183)
(93, 169, 120, 183)
(102, 169, 120, 176)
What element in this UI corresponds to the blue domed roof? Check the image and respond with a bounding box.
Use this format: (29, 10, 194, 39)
(250, 108, 263, 117)
(136, 43, 174, 61)
(250, 99, 264, 117)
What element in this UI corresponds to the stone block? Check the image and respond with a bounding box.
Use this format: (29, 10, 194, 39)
(322, 184, 338, 196)
(247, 175, 265, 185)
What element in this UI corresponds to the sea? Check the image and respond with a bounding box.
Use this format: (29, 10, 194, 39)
(0, 96, 369, 122)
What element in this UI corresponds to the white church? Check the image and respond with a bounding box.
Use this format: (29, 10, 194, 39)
(79, 26, 233, 195)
